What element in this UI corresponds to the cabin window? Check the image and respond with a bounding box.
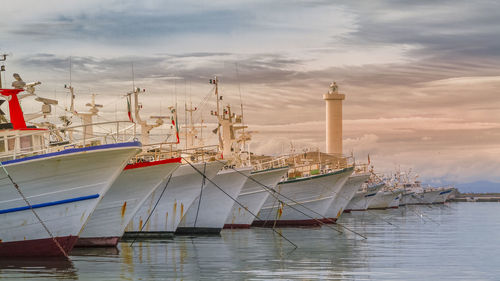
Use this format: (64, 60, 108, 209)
(20, 136, 33, 151)
(32, 135, 42, 151)
(0, 137, 4, 152)
(7, 136, 15, 151)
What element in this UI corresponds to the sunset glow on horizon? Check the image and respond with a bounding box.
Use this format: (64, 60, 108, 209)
(1, 0, 499, 186)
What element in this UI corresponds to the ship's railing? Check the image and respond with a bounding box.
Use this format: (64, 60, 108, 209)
(252, 152, 354, 179)
(60, 120, 137, 145)
(126, 143, 220, 165)
(0, 121, 136, 162)
(178, 145, 220, 164)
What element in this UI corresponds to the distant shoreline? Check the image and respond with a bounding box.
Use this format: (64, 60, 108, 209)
(450, 192, 500, 202)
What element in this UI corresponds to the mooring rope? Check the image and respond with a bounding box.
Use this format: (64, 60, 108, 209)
(213, 160, 367, 240)
(193, 162, 207, 228)
(0, 162, 69, 258)
(181, 158, 298, 249)
(130, 174, 173, 246)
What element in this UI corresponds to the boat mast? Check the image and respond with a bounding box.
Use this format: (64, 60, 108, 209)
(0, 54, 9, 123)
(0, 54, 7, 89)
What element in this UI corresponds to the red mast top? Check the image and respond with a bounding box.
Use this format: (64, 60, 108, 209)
(0, 88, 28, 129)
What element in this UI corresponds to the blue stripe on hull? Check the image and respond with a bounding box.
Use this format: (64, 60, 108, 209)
(1, 141, 141, 166)
(0, 194, 99, 214)
(439, 190, 452, 195)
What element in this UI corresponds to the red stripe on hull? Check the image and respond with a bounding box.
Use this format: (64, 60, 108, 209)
(344, 209, 366, 212)
(388, 206, 399, 209)
(74, 237, 120, 247)
(223, 224, 251, 229)
(368, 207, 388, 210)
(124, 157, 181, 170)
(320, 218, 337, 224)
(252, 219, 322, 227)
(0, 236, 78, 257)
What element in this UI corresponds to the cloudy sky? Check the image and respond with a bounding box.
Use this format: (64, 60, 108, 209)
(1, 0, 500, 184)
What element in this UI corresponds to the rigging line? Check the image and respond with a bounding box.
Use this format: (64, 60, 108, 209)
(214, 160, 359, 236)
(181, 158, 298, 249)
(129, 174, 173, 247)
(0, 162, 69, 258)
(189, 86, 217, 124)
(212, 160, 367, 239)
(235, 62, 244, 126)
(262, 186, 281, 228)
(193, 162, 206, 228)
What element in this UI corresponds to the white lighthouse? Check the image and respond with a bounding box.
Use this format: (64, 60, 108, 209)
(323, 82, 345, 155)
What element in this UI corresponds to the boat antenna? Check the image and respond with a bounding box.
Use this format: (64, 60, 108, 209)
(0, 53, 8, 89)
(131, 62, 135, 92)
(0, 54, 8, 123)
(235, 62, 246, 150)
(131, 62, 137, 137)
(69, 56, 72, 88)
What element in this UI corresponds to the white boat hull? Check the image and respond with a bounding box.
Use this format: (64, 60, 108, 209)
(324, 173, 370, 221)
(125, 161, 224, 237)
(368, 191, 399, 209)
(0, 142, 141, 257)
(388, 191, 403, 208)
(224, 167, 288, 229)
(254, 167, 353, 227)
(344, 183, 384, 212)
(402, 190, 441, 205)
(433, 188, 454, 204)
(176, 167, 252, 234)
(76, 158, 181, 247)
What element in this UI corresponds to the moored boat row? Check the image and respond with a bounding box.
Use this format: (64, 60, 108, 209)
(0, 69, 456, 258)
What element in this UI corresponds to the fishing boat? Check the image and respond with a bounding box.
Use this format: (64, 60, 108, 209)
(254, 163, 353, 227)
(387, 189, 403, 208)
(177, 77, 276, 233)
(344, 182, 385, 212)
(367, 190, 400, 210)
(176, 166, 252, 234)
(432, 187, 454, 204)
(224, 166, 288, 229)
(0, 80, 141, 257)
(324, 172, 370, 222)
(126, 160, 225, 237)
(399, 181, 441, 205)
(75, 153, 181, 247)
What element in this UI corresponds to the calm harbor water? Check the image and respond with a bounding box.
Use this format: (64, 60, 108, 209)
(1, 202, 499, 280)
